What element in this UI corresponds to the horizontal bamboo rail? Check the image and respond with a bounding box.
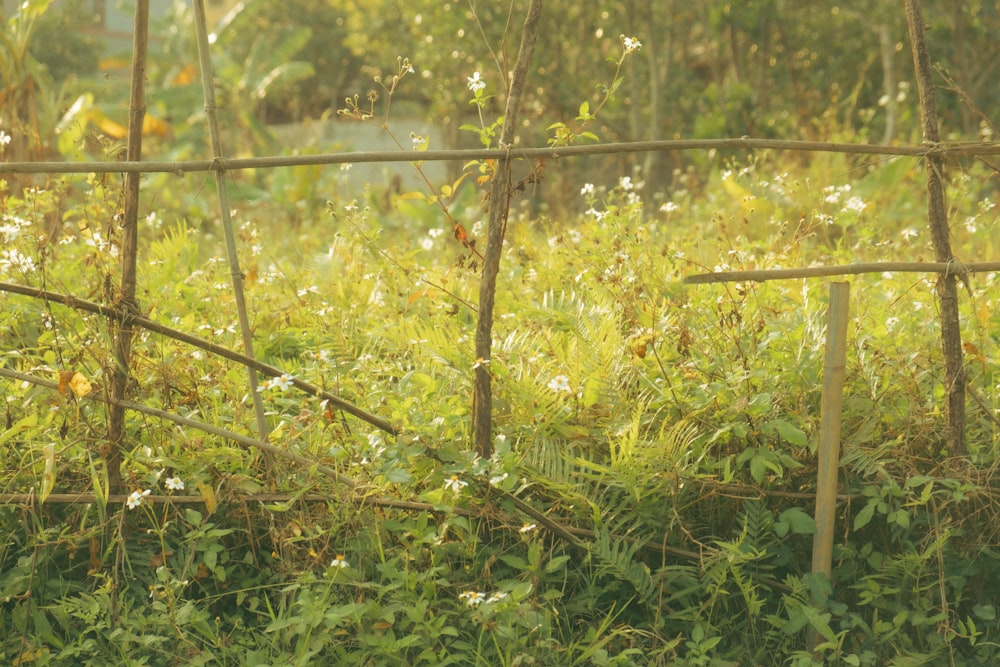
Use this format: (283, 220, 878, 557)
(2, 138, 999, 174)
(685, 261, 1000, 284)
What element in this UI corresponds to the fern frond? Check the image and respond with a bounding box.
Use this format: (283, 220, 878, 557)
(589, 527, 659, 608)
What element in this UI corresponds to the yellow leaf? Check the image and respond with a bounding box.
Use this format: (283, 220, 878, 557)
(69, 372, 92, 398)
(197, 482, 218, 515)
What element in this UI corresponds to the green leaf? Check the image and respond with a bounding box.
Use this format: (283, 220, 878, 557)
(765, 419, 808, 447)
(778, 507, 816, 535)
(545, 555, 572, 574)
(854, 500, 877, 530)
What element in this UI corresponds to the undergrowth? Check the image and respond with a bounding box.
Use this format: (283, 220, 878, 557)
(2, 150, 999, 665)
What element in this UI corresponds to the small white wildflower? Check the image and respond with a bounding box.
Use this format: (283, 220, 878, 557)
(580, 183, 595, 196)
(547, 375, 572, 393)
(459, 590, 486, 607)
(467, 71, 486, 93)
(330, 554, 350, 568)
(127, 489, 151, 509)
(519, 523, 537, 534)
(164, 476, 185, 491)
(585, 207, 608, 222)
(272, 374, 294, 391)
(489, 472, 509, 487)
(660, 201, 679, 213)
(444, 475, 469, 494)
(621, 35, 642, 53)
(900, 227, 918, 240)
(842, 196, 867, 213)
(0, 130, 11, 146)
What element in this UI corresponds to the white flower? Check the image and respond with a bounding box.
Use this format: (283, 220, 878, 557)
(127, 489, 151, 509)
(459, 590, 486, 606)
(467, 71, 486, 93)
(519, 523, 537, 534)
(580, 183, 595, 196)
(164, 476, 185, 491)
(486, 591, 508, 603)
(585, 207, 608, 222)
(489, 472, 509, 487)
(272, 374, 294, 391)
(330, 554, 350, 568)
(0, 130, 10, 146)
(621, 35, 642, 53)
(547, 375, 572, 393)
(444, 475, 469, 494)
(900, 227, 918, 240)
(842, 196, 867, 213)
(659, 201, 679, 213)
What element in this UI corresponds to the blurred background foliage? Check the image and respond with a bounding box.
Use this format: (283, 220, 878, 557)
(4, 0, 998, 197)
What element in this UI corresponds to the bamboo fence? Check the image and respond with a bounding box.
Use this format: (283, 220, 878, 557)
(0, 1, 996, 508)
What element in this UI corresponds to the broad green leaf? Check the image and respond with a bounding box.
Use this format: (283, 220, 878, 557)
(854, 500, 877, 530)
(778, 507, 816, 535)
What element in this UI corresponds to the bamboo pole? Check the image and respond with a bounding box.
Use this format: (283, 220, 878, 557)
(809, 281, 850, 652)
(0, 281, 398, 434)
(683, 261, 1000, 284)
(104, 0, 148, 493)
(811, 283, 850, 581)
(2, 138, 997, 175)
(191, 0, 271, 459)
(472, 0, 543, 458)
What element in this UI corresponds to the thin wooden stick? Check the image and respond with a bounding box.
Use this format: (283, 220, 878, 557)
(2, 138, 998, 175)
(684, 261, 1000, 284)
(904, 0, 966, 455)
(472, 0, 543, 457)
(105, 0, 148, 493)
(191, 0, 271, 456)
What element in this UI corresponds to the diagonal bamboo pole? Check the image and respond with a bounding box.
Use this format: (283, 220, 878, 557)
(105, 0, 148, 493)
(472, 0, 543, 458)
(191, 0, 271, 459)
(0, 281, 398, 435)
(903, 0, 966, 455)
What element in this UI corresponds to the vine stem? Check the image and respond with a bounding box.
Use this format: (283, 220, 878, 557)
(472, 0, 543, 457)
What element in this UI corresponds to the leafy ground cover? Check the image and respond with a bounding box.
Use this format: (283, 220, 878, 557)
(1, 150, 999, 665)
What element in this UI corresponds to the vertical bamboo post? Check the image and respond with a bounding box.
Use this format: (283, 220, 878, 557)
(105, 0, 148, 493)
(810, 281, 850, 649)
(191, 0, 272, 462)
(903, 0, 966, 455)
